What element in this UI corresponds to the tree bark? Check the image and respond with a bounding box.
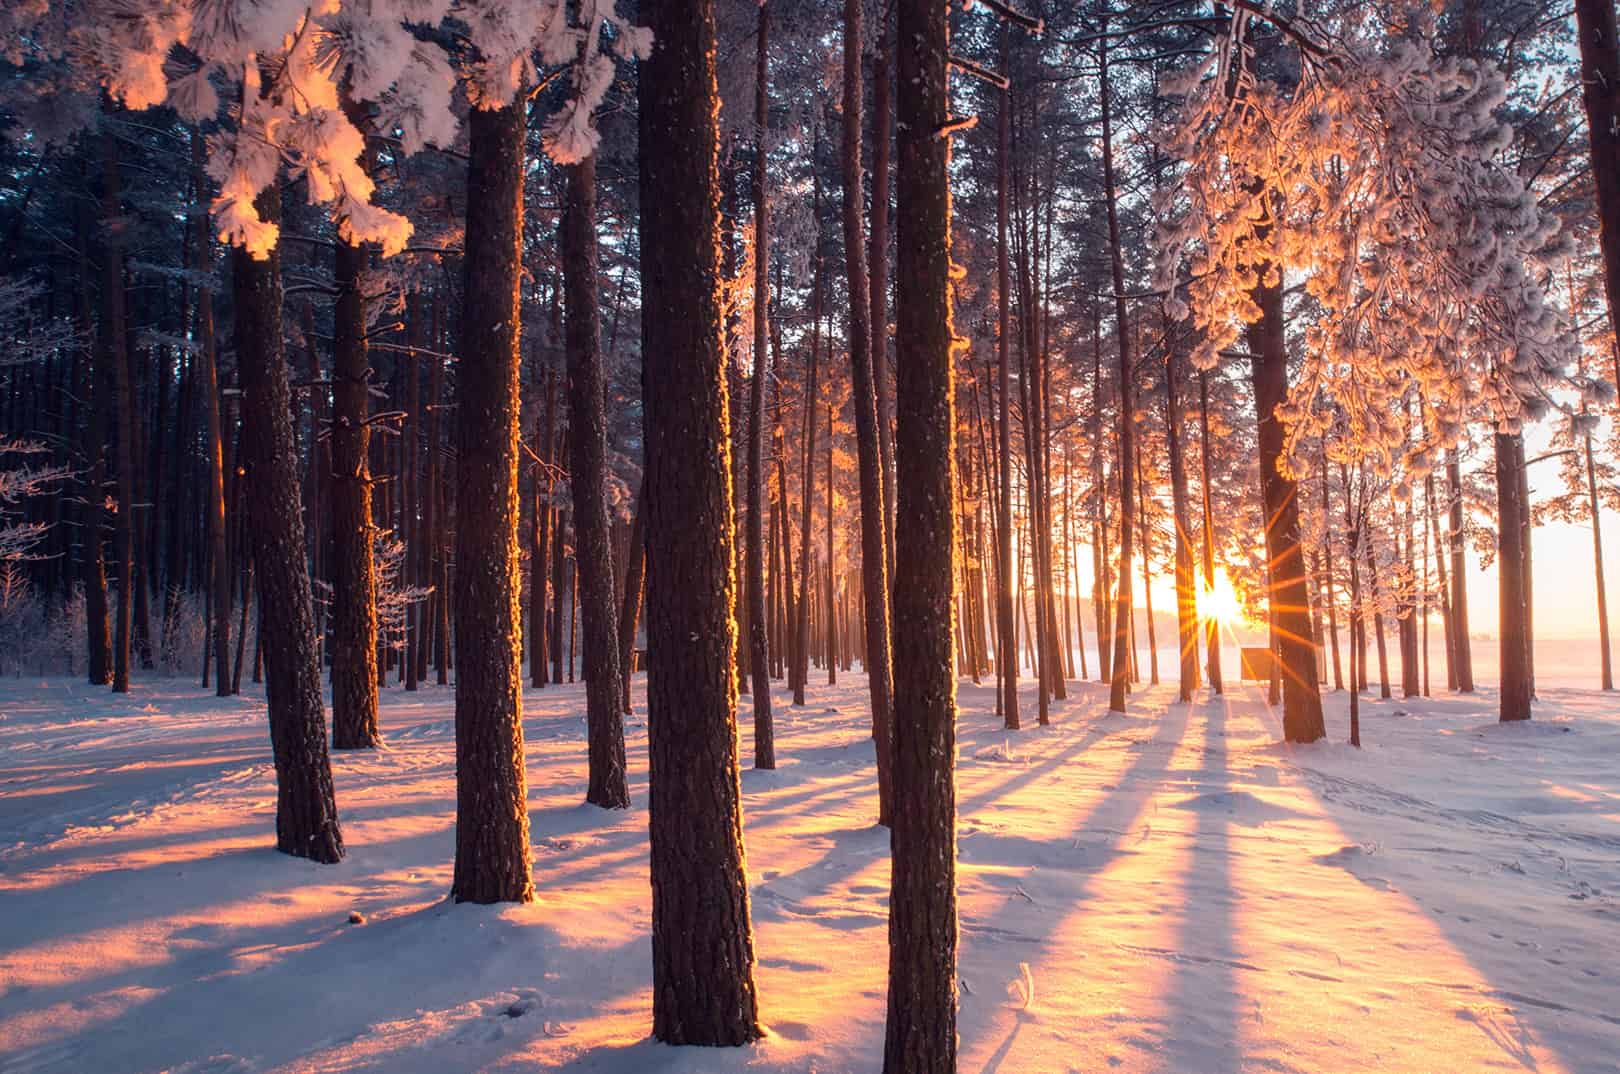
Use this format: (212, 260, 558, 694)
(329, 100, 381, 748)
(1166, 343, 1198, 701)
(1447, 452, 1474, 691)
(451, 101, 533, 903)
(995, 56, 1020, 729)
(747, 0, 775, 768)
(101, 124, 134, 696)
(563, 152, 629, 809)
(842, 0, 896, 822)
(1575, 0, 1620, 376)
(884, 0, 957, 1068)
(1100, 31, 1135, 714)
(616, 481, 646, 713)
(232, 188, 344, 864)
(1248, 240, 1326, 742)
(639, 0, 762, 1044)
(1496, 432, 1532, 721)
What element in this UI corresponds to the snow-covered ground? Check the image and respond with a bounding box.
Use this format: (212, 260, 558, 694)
(1, 668, 1617, 1073)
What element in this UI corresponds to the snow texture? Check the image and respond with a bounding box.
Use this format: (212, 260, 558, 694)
(1, 668, 1617, 1072)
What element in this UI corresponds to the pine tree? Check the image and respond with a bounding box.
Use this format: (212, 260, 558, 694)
(639, 0, 762, 1045)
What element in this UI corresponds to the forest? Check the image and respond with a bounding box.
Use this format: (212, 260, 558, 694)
(1, 1, 1619, 1072)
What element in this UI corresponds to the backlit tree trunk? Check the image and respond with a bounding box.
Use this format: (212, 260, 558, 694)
(232, 187, 344, 864)
(1248, 240, 1326, 743)
(1101, 31, 1135, 715)
(842, 0, 896, 823)
(995, 57, 1019, 728)
(102, 125, 134, 695)
(190, 131, 231, 698)
(451, 100, 533, 904)
(747, 0, 775, 769)
(329, 99, 381, 749)
(1496, 432, 1532, 722)
(639, 0, 762, 1044)
(884, 0, 957, 1068)
(1575, 0, 1620, 374)
(564, 151, 629, 809)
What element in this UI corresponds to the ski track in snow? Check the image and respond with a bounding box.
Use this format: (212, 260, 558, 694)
(0, 672, 1617, 1073)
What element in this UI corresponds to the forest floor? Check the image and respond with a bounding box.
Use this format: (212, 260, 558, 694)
(1, 666, 1618, 1074)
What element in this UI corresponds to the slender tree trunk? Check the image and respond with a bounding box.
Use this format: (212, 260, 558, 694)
(1447, 452, 1474, 690)
(531, 370, 555, 687)
(101, 126, 134, 695)
(871, 4, 897, 584)
(1575, 0, 1620, 373)
(1101, 32, 1135, 714)
(329, 102, 381, 748)
(563, 152, 629, 809)
(639, 0, 762, 1043)
(842, 0, 896, 822)
(794, 229, 822, 705)
(1496, 432, 1532, 721)
(1585, 430, 1614, 690)
(885, 0, 957, 1066)
(76, 184, 112, 687)
(995, 56, 1020, 730)
(617, 481, 646, 713)
(1199, 369, 1222, 692)
(232, 188, 344, 864)
(451, 100, 533, 904)
(1246, 211, 1325, 739)
(747, 1, 776, 768)
(1166, 345, 1198, 700)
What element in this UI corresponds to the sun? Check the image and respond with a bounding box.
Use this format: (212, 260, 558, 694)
(1198, 567, 1244, 627)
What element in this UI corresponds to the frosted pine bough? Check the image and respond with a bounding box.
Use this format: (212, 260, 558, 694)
(1152, 4, 1575, 484)
(0, 0, 648, 259)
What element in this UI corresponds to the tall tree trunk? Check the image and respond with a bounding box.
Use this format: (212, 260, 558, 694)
(564, 152, 629, 809)
(329, 103, 381, 748)
(639, 0, 762, 1043)
(885, 0, 957, 1067)
(531, 370, 555, 687)
(842, 0, 896, 823)
(76, 180, 112, 687)
(747, 0, 775, 768)
(1199, 369, 1222, 692)
(232, 188, 344, 864)
(1496, 432, 1532, 721)
(995, 54, 1020, 729)
(102, 124, 134, 694)
(1575, 0, 1620, 374)
(1101, 31, 1135, 714)
(871, 3, 897, 583)
(451, 100, 533, 903)
(617, 481, 646, 713)
(1585, 429, 1614, 690)
(1247, 228, 1326, 742)
(794, 227, 821, 705)
(1447, 452, 1474, 691)
(189, 130, 232, 697)
(1166, 344, 1198, 701)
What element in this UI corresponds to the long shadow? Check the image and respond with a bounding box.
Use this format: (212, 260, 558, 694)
(1284, 697, 1620, 1074)
(960, 697, 1196, 1069)
(1155, 692, 1243, 1073)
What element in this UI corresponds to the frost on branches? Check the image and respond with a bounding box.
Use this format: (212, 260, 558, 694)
(1, 0, 646, 260)
(1153, 4, 1574, 486)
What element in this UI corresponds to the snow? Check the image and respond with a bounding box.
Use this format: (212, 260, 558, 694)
(2, 669, 1618, 1073)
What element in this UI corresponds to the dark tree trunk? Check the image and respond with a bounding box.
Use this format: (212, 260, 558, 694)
(747, 1, 775, 769)
(1495, 432, 1532, 721)
(1576, 0, 1620, 378)
(101, 125, 134, 694)
(190, 130, 231, 697)
(870, 4, 897, 583)
(1101, 32, 1135, 715)
(563, 152, 629, 809)
(76, 182, 111, 685)
(616, 481, 646, 714)
(1447, 453, 1474, 691)
(994, 60, 1019, 729)
(329, 114, 381, 748)
(451, 101, 533, 904)
(884, 1, 957, 1069)
(639, 0, 761, 1044)
(232, 189, 344, 864)
(794, 211, 823, 706)
(842, 0, 896, 823)
(1248, 277, 1325, 741)
(531, 369, 555, 687)
(1199, 369, 1222, 692)
(1166, 343, 1198, 701)
(1585, 428, 1614, 690)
